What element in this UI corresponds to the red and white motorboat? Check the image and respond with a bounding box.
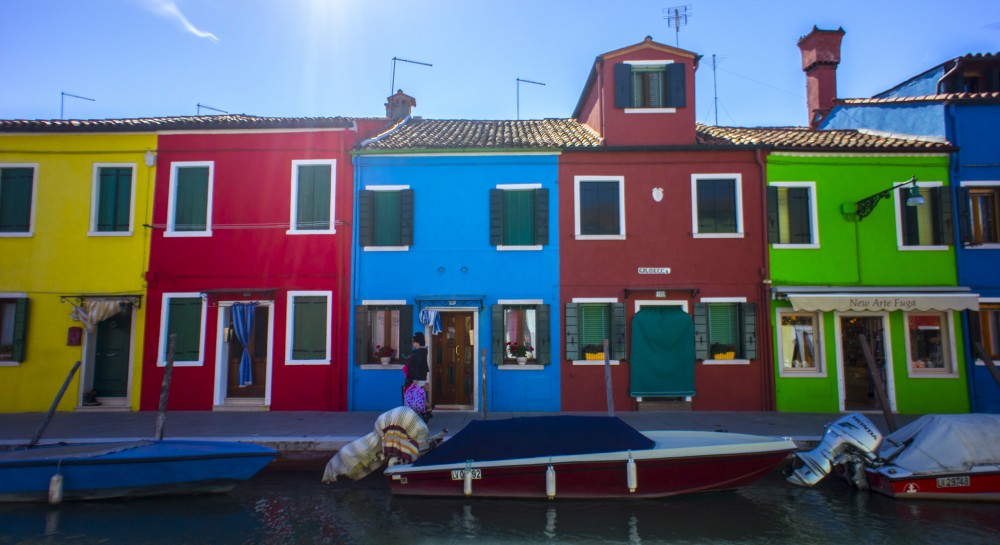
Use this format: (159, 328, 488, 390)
(787, 413, 1000, 502)
(384, 415, 797, 500)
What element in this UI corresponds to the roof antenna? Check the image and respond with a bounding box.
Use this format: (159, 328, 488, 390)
(663, 5, 692, 48)
(60, 92, 95, 120)
(390, 57, 433, 96)
(197, 103, 228, 115)
(516, 78, 545, 120)
(709, 54, 727, 125)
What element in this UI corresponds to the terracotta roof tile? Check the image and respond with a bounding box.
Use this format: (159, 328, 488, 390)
(838, 92, 1000, 105)
(695, 123, 952, 150)
(0, 114, 365, 133)
(360, 118, 603, 150)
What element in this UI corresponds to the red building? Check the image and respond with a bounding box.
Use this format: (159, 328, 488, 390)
(140, 116, 386, 411)
(560, 38, 772, 411)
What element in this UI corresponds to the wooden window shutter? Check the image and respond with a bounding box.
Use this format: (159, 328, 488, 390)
(564, 303, 580, 360)
(788, 187, 811, 244)
(292, 296, 327, 360)
(489, 189, 503, 246)
(956, 187, 973, 245)
(740, 302, 758, 360)
(534, 188, 549, 246)
(613, 63, 633, 108)
(611, 302, 627, 360)
(167, 297, 202, 361)
(536, 304, 551, 365)
(900, 187, 921, 245)
(491, 305, 504, 365)
(11, 298, 29, 362)
(353, 306, 369, 364)
(358, 190, 374, 246)
(98, 167, 131, 232)
(297, 165, 331, 230)
(693, 303, 708, 360)
(934, 187, 954, 246)
(175, 167, 209, 231)
(399, 305, 413, 354)
(766, 186, 779, 243)
(400, 189, 414, 246)
(665, 63, 686, 108)
(0, 167, 33, 232)
(373, 191, 402, 246)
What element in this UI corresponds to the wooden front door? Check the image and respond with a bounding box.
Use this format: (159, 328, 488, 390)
(226, 305, 269, 399)
(840, 315, 888, 411)
(432, 311, 474, 406)
(93, 306, 132, 398)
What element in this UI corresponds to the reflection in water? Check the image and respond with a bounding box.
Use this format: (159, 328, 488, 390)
(1, 468, 997, 545)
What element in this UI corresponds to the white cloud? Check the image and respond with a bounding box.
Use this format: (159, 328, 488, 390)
(142, 0, 220, 43)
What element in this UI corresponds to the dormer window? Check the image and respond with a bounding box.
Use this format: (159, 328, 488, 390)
(614, 61, 686, 112)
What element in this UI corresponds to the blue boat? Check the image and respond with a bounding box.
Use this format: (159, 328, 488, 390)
(0, 439, 276, 502)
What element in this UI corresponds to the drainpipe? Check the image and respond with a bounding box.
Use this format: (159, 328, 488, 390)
(755, 148, 776, 411)
(936, 61, 961, 94)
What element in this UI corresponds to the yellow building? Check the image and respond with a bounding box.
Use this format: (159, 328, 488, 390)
(1, 126, 155, 412)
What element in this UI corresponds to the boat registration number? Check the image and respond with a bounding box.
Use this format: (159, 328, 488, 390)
(936, 476, 970, 488)
(451, 469, 482, 480)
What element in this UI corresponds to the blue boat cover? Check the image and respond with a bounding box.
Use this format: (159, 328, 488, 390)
(412, 416, 655, 467)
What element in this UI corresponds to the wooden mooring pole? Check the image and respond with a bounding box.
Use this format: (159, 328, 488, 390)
(603, 339, 614, 417)
(154, 335, 177, 440)
(859, 334, 897, 433)
(29, 361, 81, 448)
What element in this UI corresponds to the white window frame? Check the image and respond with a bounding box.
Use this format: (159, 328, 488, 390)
(895, 180, 947, 251)
(574, 175, 626, 240)
(286, 290, 332, 365)
(834, 311, 896, 413)
(699, 296, 751, 365)
(903, 310, 959, 378)
(496, 183, 543, 251)
(776, 308, 826, 377)
(691, 173, 744, 239)
(287, 159, 337, 235)
(166, 161, 214, 237)
(770, 181, 819, 249)
(362, 184, 410, 251)
(498, 298, 544, 370)
(571, 296, 620, 366)
(158, 292, 207, 367)
(89, 163, 136, 237)
(960, 180, 1000, 249)
(0, 291, 27, 367)
(0, 163, 38, 238)
(623, 60, 677, 114)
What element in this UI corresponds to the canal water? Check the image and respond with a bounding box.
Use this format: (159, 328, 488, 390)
(1, 467, 997, 545)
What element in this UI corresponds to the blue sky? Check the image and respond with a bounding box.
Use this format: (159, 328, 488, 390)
(1, 0, 998, 127)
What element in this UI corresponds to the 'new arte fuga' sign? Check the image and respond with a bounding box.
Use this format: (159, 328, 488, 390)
(849, 297, 919, 311)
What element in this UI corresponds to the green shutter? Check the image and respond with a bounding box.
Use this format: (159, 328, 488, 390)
(400, 189, 414, 246)
(296, 165, 331, 230)
(489, 189, 503, 246)
(956, 187, 973, 245)
(534, 188, 549, 246)
(374, 190, 402, 246)
(693, 303, 708, 360)
(665, 63, 686, 108)
(901, 187, 921, 246)
(166, 297, 202, 361)
(611, 302, 627, 360)
(174, 167, 209, 231)
(565, 303, 580, 360)
(697, 179, 737, 234)
(354, 306, 369, 364)
(935, 187, 954, 246)
(580, 304, 611, 347)
(0, 167, 33, 232)
(11, 298, 29, 362)
(292, 296, 327, 360)
(741, 302, 757, 360)
(766, 186, 779, 243)
(613, 63, 633, 108)
(536, 304, 551, 365)
(502, 190, 535, 245)
(97, 167, 132, 232)
(788, 187, 811, 244)
(358, 190, 374, 246)
(492, 304, 504, 365)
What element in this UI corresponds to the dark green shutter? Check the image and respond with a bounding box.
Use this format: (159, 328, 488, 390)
(968, 310, 982, 347)
(11, 298, 28, 362)
(935, 187, 954, 246)
(0, 167, 33, 232)
(354, 306, 369, 364)
(741, 302, 758, 360)
(611, 302, 627, 360)
(534, 189, 549, 245)
(614, 63, 633, 108)
(296, 165, 331, 230)
(789, 187, 811, 244)
(175, 167, 208, 231)
(292, 296, 327, 360)
(536, 304, 551, 365)
(502, 190, 535, 245)
(358, 190, 374, 246)
(698, 179, 737, 234)
(400, 189, 414, 246)
(97, 167, 132, 232)
(489, 189, 503, 246)
(565, 303, 580, 360)
(373, 191, 402, 246)
(166, 297, 202, 361)
(492, 304, 504, 364)
(956, 187, 973, 245)
(901, 187, 921, 245)
(766, 186, 779, 243)
(665, 63, 686, 108)
(693, 303, 708, 360)
(399, 305, 413, 354)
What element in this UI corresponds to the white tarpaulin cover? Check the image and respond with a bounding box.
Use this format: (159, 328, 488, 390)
(788, 293, 979, 313)
(322, 407, 433, 483)
(877, 414, 1000, 474)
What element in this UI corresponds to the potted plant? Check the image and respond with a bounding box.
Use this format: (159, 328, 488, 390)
(506, 341, 533, 364)
(583, 344, 605, 360)
(374, 344, 395, 364)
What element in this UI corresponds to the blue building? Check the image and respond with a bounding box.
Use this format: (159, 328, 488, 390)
(348, 106, 600, 412)
(820, 52, 1000, 412)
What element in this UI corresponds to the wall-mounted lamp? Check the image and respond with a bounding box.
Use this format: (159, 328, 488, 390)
(846, 176, 922, 222)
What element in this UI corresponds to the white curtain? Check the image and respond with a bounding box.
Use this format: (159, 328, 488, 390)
(71, 301, 122, 332)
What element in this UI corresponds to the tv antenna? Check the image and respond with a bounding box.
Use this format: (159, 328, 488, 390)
(390, 57, 433, 97)
(516, 78, 545, 120)
(663, 5, 692, 47)
(197, 103, 228, 115)
(60, 92, 95, 120)
(709, 54, 727, 125)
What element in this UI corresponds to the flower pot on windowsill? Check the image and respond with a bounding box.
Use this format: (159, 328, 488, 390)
(584, 352, 605, 361)
(380, 357, 391, 364)
(515, 356, 528, 365)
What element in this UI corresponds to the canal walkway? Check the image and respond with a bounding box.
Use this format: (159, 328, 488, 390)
(0, 409, 918, 461)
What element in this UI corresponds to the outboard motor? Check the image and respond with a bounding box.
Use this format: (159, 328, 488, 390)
(787, 413, 883, 487)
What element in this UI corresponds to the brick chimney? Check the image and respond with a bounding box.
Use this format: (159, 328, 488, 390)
(385, 90, 416, 122)
(798, 26, 845, 128)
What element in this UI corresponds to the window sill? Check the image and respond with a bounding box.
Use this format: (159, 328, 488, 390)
(0, 361, 21, 367)
(364, 245, 410, 252)
(360, 363, 405, 370)
(898, 245, 949, 251)
(702, 359, 750, 365)
(778, 370, 826, 378)
(88, 231, 133, 237)
(975, 358, 1000, 366)
(157, 360, 203, 367)
(164, 230, 213, 238)
(286, 229, 337, 235)
(963, 243, 1000, 250)
(498, 363, 544, 370)
(0, 232, 32, 238)
(693, 233, 744, 239)
(574, 234, 626, 240)
(286, 359, 331, 366)
(572, 360, 620, 366)
(624, 108, 677, 114)
(772, 243, 819, 249)
(907, 368, 958, 378)
(497, 245, 543, 251)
